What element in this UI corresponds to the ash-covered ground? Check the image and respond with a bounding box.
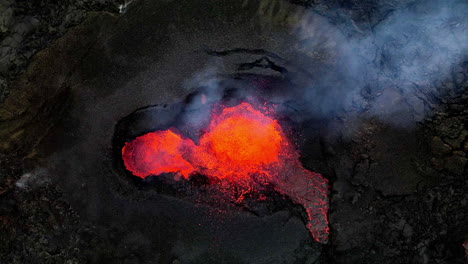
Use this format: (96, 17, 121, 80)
(0, 0, 466, 263)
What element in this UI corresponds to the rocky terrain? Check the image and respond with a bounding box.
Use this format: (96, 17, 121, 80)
(0, 0, 123, 102)
(0, 0, 466, 263)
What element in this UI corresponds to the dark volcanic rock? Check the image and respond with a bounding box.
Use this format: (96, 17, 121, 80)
(444, 155, 467, 175)
(0, 0, 466, 263)
(431, 136, 452, 155)
(0, 0, 121, 102)
(436, 117, 463, 139)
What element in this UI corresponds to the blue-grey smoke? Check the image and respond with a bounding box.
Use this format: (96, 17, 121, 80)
(295, 0, 467, 125)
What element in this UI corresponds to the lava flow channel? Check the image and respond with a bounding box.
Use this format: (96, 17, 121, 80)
(121, 102, 330, 243)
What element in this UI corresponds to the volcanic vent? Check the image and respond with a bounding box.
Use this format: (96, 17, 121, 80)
(117, 96, 330, 243)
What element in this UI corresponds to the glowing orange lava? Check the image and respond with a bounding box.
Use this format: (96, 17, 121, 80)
(195, 103, 282, 180)
(121, 102, 330, 243)
(122, 130, 194, 178)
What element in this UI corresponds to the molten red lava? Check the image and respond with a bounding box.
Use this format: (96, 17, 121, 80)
(122, 130, 195, 178)
(195, 103, 282, 180)
(121, 102, 330, 243)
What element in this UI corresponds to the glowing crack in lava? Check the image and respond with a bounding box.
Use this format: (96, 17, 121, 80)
(122, 102, 330, 243)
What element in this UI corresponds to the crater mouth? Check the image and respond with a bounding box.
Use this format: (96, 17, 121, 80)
(112, 79, 330, 243)
(112, 75, 292, 187)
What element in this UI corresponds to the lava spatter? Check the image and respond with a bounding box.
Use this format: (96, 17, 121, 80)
(121, 102, 330, 243)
